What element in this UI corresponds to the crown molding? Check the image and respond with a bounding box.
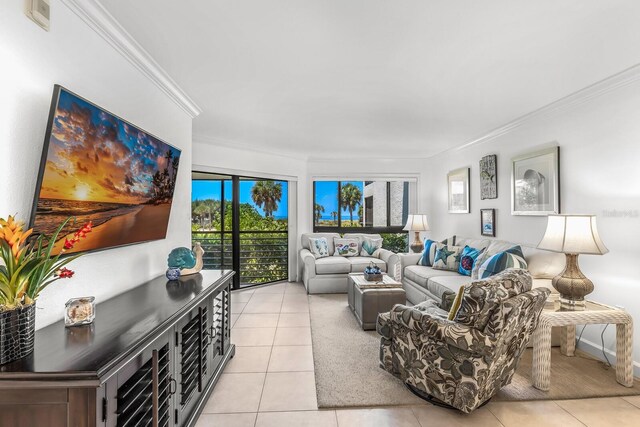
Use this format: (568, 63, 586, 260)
(192, 133, 308, 161)
(444, 62, 640, 155)
(60, 0, 201, 118)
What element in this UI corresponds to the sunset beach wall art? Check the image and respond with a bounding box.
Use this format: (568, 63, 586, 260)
(30, 86, 182, 254)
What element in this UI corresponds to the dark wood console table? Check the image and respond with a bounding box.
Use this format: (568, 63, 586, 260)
(0, 270, 235, 427)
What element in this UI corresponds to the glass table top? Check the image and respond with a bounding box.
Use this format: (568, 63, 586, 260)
(543, 297, 614, 313)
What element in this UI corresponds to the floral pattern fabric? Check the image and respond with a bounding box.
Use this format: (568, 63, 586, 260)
(333, 238, 359, 257)
(377, 268, 549, 413)
(309, 237, 330, 259)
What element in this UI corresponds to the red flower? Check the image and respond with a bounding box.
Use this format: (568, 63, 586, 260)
(63, 239, 74, 250)
(55, 267, 74, 279)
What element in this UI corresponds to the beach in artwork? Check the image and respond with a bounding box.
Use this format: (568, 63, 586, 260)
(32, 88, 180, 254)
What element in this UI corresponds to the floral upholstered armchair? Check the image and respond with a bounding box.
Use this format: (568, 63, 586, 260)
(377, 269, 549, 413)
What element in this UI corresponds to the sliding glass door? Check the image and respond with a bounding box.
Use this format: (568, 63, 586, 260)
(191, 172, 289, 289)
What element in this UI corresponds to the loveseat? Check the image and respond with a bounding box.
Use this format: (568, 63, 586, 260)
(299, 233, 399, 294)
(399, 236, 564, 307)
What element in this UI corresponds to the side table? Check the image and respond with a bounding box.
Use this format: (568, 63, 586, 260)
(532, 299, 634, 391)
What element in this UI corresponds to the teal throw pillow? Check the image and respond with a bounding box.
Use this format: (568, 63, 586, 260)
(478, 246, 528, 279)
(458, 246, 483, 276)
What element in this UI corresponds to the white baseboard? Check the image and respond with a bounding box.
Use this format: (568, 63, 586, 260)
(576, 337, 640, 379)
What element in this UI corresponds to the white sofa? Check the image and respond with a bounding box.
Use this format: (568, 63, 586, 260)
(299, 233, 400, 294)
(399, 236, 565, 306)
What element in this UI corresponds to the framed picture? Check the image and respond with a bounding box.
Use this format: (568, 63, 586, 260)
(448, 167, 470, 213)
(481, 209, 496, 237)
(479, 154, 497, 199)
(511, 146, 560, 216)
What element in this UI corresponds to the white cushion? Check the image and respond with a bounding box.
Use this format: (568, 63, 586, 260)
(404, 265, 460, 288)
(454, 237, 491, 251)
(522, 246, 565, 279)
(315, 256, 351, 274)
(428, 274, 473, 294)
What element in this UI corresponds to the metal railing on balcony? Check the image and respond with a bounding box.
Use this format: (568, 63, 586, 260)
(192, 230, 288, 286)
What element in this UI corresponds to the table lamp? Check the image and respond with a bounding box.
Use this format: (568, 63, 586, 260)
(537, 214, 608, 310)
(403, 214, 430, 253)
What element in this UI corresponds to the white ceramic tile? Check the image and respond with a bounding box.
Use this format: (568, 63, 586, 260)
(336, 407, 421, 427)
(249, 293, 284, 302)
(253, 283, 287, 294)
(224, 346, 272, 373)
(622, 395, 640, 409)
(202, 373, 265, 414)
(285, 283, 308, 294)
(281, 295, 310, 313)
(273, 327, 312, 346)
(232, 292, 254, 303)
(230, 313, 240, 328)
(243, 300, 283, 314)
(255, 410, 337, 427)
(196, 413, 257, 427)
(267, 345, 314, 372)
(487, 401, 584, 427)
(231, 327, 276, 347)
(234, 313, 280, 328)
(556, 397, 640, 427)
(230, 302, 246, 314)
(259, 372, 318, 412)
(412, 405, 504, 427)
(278, 313, 311, 327)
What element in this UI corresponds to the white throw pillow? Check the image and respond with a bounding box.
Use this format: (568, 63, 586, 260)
(334, 238, 359, 257)
(309, 237, 330, 259)
(360, 237, 383, 257)
(432, 244, 464, 271)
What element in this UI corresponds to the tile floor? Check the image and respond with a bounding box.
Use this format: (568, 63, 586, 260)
(197, 281, 640, 427)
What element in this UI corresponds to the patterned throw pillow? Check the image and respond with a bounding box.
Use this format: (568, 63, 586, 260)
(419, 239, 437, 266)
(361, 237, 383, 256)
(432, 244, 464, 271)
(477, 246, 528, 279)
(333, 238, 359, 257)
(309, 237, 330, 259)
(458, 246, 484, 276)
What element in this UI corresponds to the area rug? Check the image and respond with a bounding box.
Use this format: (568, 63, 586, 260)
(309, 293, 640, 408)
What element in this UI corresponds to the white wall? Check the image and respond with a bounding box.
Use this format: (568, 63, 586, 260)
(0, 1, 193, 329)
(423, 78, 640, 371)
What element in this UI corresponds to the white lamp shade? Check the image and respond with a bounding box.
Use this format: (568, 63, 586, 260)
(537, 214, 609, 255)
(403, 214, 430, 232)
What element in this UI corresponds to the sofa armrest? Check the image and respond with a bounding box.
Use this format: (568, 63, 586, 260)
(382, 304, 493, 353)
(377, 249, 400, 280)
(299, 249, 316, 280)
(397, 253, 422, 280)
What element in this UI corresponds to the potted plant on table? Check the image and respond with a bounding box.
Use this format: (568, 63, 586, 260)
(0, 215, 92, 364)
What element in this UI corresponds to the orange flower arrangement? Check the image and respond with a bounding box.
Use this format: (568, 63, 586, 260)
(0, 215, 92, 310)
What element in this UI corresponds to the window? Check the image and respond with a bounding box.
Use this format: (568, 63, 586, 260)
(313, 180, 409, 232)
(192, 172, 289, 289)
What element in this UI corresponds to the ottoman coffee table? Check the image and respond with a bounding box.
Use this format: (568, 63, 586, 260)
(347, 273, 406, 330)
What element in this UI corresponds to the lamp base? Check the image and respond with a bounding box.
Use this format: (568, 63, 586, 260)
(553, 253, 593, 311)
(410, 231, 424, 253)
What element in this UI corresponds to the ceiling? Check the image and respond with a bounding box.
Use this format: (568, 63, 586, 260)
(99, 0, 640, 159)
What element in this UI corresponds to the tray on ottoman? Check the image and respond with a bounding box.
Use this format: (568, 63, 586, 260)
(347, 273, 405, 330)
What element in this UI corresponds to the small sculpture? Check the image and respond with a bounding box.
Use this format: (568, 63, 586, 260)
(166, 242, 205, 280)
